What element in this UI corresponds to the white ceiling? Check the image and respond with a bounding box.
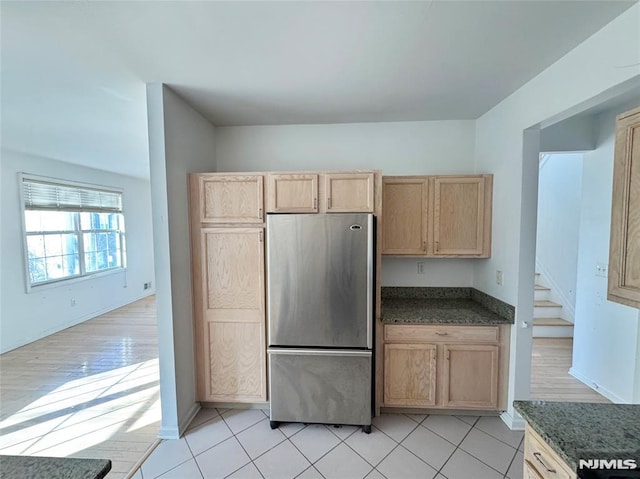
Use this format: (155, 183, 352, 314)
(1, 1, 636, 178)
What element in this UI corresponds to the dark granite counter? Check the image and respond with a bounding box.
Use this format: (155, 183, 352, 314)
(381, 287, 514, 325)
(514, 401, 640, 471)
(0, 455, 111, 479)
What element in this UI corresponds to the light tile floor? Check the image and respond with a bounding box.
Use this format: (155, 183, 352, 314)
(136, 410, 524, 479)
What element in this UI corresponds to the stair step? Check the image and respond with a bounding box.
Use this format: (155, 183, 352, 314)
(533, 317, 573, 327)
(534, 285, 550, 291)
(535, 300, 562, 308)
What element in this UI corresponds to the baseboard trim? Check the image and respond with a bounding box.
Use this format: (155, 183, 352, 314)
(568, 367, 627, 403)
(178, 403, 202, 436)
(158, 426, 180, 439)
(200, 401, 269, 410)
(500, 410, 526, 431)
(157, 403, 201, 439)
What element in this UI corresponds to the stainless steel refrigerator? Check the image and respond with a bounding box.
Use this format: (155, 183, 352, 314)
(266, 213, 374, 433)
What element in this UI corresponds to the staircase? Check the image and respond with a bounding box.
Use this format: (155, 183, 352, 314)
(533, 273, 574, 338)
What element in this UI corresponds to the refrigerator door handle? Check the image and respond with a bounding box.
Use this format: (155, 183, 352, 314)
(268, 348, 372, 357)
(367, 214, 373, 349)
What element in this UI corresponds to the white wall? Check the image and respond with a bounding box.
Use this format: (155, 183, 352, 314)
(570, 104, 640, 403)
(474, 4, 640, 425)
(535, 153, 583, 318)
(146, 84, 216, 439)
(540, 115, 594, 152)
(0, 149, 155, 353)
(216, 120, 478, 287)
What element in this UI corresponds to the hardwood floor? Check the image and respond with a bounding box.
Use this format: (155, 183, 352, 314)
(530, 337, 610, 403)
(0, 296, 160, 478)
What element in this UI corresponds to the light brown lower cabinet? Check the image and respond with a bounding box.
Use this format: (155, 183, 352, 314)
(383, 324, 506, 410)
(441, 344, 498, 409)
(207, 322, 266, 402)
(384, 343, 437, 406)
(524, 425, 576, 479)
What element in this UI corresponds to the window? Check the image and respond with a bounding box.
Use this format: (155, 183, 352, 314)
(21, 175, 126, 288)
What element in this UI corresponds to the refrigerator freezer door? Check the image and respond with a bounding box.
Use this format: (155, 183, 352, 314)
(268, 349, 372, 426)
(267, 213, 373, 348)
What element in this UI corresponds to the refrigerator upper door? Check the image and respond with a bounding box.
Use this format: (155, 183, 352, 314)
(267, 213, 373, 348)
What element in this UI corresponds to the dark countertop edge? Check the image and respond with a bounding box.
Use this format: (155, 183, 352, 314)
(380, 298, 514, 325)
(381, 318, 513, 325)
(0, 456, 112, 479)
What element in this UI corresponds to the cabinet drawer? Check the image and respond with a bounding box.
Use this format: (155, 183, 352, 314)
(524, 426, 576, 479)
(384, 325, 499, 343)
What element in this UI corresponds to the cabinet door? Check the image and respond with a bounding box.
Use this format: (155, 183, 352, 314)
(267, 174, 318, 213)
(207, 322, 265, 402)
(384, 343, 437, 406)
(199, 175, 264, 223)
(324, 173, 374, 213)
(432, 176, 492, 257)
(198, 228, 266, 402)
(382, 178, 428, 255)
(441, 344, 498, 409)
(609, 106, 640, 309)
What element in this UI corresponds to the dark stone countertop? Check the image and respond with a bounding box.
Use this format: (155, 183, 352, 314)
(0, 455, 112, 479)
(381, 287, 514, 325)
(382, 298, 512, 324)
(514, 401, 640, 471)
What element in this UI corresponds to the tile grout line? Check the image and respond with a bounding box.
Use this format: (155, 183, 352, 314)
(433, 415, 479, 478)
(218, 411, 265, 478)
(440, 419, 519, 479)
(182, 429, 205, 479)
(501, 441, 522, 479)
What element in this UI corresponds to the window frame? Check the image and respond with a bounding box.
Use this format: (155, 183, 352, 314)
(19, 173, 127, 292)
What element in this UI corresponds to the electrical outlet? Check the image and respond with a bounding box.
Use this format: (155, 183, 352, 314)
(595, 263, 608, 278)
(496, 270, 503, 285)
(417, 262, 425, 275)
(70, 299, 76, 307)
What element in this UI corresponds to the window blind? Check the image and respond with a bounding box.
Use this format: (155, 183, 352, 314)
(22, 178, 122, 212)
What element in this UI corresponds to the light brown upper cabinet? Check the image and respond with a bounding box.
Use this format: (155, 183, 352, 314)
(265, 171, 374, 213)
(324, 172, 375, 213)
(609, 106, 640, 309)
(432, 175, 492, 257)
(382, 177, 428, 255)
(382, 174, 492, 257)
(267, 173, 318, 213)
(198, 174, 264, 224)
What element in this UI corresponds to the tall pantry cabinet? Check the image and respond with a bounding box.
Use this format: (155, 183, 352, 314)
(189, 174, 267, 402)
